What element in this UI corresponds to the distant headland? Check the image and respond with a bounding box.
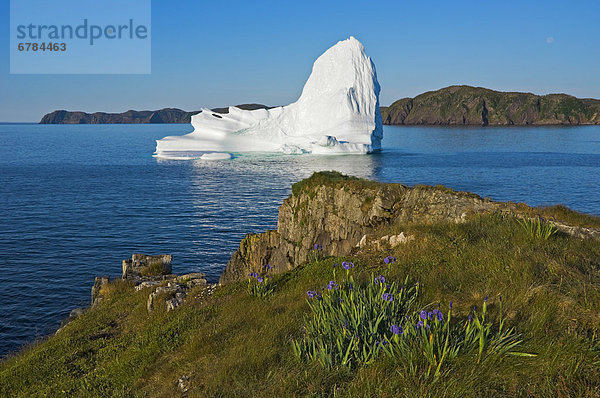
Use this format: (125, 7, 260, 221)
(380, 85, 600, 126)
(40, 85, 600, 126)
(39, 104, 270, 124)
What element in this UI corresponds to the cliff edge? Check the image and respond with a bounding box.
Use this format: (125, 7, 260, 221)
(220, 171, 600, 284)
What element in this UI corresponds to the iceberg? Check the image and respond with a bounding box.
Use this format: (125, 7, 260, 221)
(154, 37, 382, 159)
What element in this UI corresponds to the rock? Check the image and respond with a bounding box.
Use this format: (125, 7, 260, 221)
(146, 293, 155, 312)
(122, 254, 172, 280)
(56, 307, 87, 332)
(389, 232, 413, 247)
(134, 280, 160, 291)
(357, 234, 367, 248)
(177, 374, 191, 393)
(91, 276, 109, 307)
(70, 307, 87, 318)
(145, 272, 208, 313)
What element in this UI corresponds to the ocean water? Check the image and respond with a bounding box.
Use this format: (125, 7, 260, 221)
(1, 123, 599, 358)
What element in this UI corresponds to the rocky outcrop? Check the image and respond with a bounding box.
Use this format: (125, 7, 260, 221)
(220, 172, 503, 283)
(380, 85, 600, 126)
(220, 171, 600, 284)
(39, 104, 271, 124)
(91, 276, 110, 307)
(122, 254, 172, 280)
(142, 273, 212, 313)
(86, 255, 211, 318)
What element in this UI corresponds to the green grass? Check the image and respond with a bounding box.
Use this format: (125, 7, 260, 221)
(140, 260, 170, 277)
(291, 171, 381, 196)
(1, 213, 600, 397)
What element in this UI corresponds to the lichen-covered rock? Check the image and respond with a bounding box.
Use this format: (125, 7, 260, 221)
(145, 273, 208, 313)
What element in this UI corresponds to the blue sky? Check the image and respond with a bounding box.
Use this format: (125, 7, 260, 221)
(2, 0, 599, 122)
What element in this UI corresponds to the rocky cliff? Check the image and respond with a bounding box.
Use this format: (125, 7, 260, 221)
(39, 104, 271, 124)
(220, 172, 500, 283)
(380, 85, 600, 126)
(220, 171, 600, 284)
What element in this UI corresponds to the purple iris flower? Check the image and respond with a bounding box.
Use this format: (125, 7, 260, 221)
(484, 296, 488, 302)
(420, 310, 427, 320)
(314, 244, 322, 250)
(375, 275, 385, 284)
(342, 261, 354, 270)
(436, 311, 443, 321)
(257, 277, 264, 283)
(390, 324, 402, 335)
(449, 301, 453, 309)
(248, 272, 258, 278)
(428, 311, 434, 320)
(468, 315, 472, 321)
(384, 256, 396, 264)
(264, 264, 272, 270)
(382, 293, 393, 302)
(327, 280, 336, 291)
(307, 290, 316, 298)
(417, 321, 424, 329)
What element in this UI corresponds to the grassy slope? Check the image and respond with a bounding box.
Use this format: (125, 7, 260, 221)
(1, 213, 600, 397)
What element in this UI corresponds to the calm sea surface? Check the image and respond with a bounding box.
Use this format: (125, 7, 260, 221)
(1, 123, 599, 357)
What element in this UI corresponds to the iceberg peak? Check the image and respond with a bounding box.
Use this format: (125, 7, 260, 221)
(155, 37, 382, 159)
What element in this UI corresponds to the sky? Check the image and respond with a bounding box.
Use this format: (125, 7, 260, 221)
(1, 0, 600, 122)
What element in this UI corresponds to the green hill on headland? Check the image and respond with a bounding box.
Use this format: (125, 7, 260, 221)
(381, 85, 600, 126)
(1, 172, 600, 397)
(39, 104, 271, 124)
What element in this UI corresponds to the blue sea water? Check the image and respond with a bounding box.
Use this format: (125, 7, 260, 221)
(1, 123, 599, 358)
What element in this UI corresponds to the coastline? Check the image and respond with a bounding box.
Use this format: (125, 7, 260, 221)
(3, 171, 600, 396)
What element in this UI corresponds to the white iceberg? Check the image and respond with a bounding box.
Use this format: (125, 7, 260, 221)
(154, 37, 382, 159)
